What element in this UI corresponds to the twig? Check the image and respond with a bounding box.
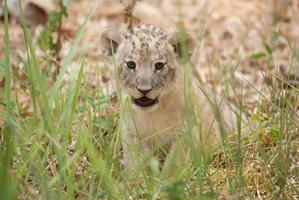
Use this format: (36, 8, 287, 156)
(52, 0, 64, 81)
(120, 0, 138, 30)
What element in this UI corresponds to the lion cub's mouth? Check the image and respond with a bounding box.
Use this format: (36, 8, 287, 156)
(132, 96, 159, 108)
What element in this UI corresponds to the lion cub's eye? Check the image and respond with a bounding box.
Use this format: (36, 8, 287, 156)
(126, 61, 136, 70)
(155, 62, 165, 71)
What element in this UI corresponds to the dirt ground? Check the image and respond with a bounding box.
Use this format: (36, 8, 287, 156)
(1, 0, 299, 114)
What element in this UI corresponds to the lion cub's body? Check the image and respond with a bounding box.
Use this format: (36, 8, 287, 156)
(100, 24, 238, 167)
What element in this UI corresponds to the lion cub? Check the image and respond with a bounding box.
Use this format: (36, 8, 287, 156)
(100, 24, 239, 167)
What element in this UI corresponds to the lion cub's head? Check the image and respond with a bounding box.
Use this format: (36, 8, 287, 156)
(100, 24, 194, 110)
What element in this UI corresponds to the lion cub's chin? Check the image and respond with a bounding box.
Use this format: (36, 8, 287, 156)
(132, 103, 159, 111)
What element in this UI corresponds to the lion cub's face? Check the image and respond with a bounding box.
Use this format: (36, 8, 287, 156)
(100, 25, 194, 110)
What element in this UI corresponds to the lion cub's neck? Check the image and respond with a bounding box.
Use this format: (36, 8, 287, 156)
(130, 82, 184, 140)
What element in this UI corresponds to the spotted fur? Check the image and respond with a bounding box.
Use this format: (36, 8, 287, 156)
(100, 25, 240, 169)
(100, 25, 188, 93)
(112, 24, 179, 101)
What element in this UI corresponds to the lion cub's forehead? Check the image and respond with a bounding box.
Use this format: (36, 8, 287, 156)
(125, 24, 168, 40)
(122, 25, 169, 60)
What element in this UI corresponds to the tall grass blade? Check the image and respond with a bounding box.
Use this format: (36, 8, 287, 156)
(18, 0, 55, 133)
(49, 2, 95, 105)
(0, 0, 16, 199)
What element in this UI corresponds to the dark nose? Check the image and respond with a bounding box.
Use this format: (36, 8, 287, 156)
(137, 87, 153, 95)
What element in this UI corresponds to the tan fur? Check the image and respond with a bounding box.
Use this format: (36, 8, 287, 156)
(100, 24, 239, 167)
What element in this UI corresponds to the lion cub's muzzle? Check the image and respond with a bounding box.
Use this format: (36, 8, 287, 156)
(132, 96, 159, 108)
(132, 85, 159, 108)
(131, 77, 160, 108)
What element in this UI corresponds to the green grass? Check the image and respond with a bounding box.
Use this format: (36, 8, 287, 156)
(0, 0, 298, 199)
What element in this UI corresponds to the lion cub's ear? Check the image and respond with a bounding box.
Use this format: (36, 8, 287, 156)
(168, 31, 195, 63)
(100, 28, 124, 64)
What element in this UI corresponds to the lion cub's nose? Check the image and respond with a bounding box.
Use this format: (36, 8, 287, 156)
(136, 86, 153, 95)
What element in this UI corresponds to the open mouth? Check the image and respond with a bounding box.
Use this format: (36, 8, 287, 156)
(132, 96, 159, 108)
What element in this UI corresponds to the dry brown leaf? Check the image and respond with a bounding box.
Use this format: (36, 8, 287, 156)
(0, 0, 55, 25)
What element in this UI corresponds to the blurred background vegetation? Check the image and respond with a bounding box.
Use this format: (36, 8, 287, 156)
(0, 0, 298, 199)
